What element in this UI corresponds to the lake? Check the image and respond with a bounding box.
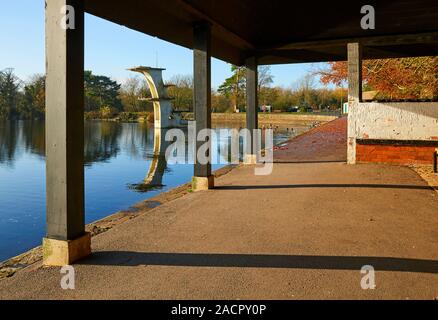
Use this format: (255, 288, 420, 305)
(0, 120, 307, 262)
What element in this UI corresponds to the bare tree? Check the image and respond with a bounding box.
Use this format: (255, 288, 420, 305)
(120, 76, 149, 112)
(166, 74, 193, 111)
(257, 66, 274, 105)
(258, 65, 274, 92)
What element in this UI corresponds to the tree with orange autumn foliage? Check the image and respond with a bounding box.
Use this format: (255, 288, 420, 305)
(318, 57, 438, 100)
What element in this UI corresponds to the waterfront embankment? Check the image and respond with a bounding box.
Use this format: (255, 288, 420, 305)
(87, 112, 339, 125)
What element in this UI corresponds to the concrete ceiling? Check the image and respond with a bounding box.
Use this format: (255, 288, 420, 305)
(84, 0, 438, 65)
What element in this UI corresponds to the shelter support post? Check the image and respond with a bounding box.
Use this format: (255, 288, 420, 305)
(347, 42, 363, 164)
(192, 22, 214, 191)
(244, 56, 259, 165)
(44, 0, 90, 266)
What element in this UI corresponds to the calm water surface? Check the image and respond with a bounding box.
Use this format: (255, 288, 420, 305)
(0, 120, 306, 262)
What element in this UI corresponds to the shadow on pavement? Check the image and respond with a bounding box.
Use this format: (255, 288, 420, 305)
(214, 184, 435, 191)
(80, 252, 438, 274)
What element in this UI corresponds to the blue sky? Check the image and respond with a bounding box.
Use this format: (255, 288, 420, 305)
(0, 0, 326, 89)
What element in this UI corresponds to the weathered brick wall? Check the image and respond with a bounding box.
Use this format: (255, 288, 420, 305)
(348, 102, 438, 164)
(356, 144, 436, 165)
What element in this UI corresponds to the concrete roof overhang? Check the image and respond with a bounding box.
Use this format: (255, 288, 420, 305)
(84, 0, 438, 65)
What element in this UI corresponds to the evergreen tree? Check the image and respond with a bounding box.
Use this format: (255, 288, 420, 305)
(84, 70, 122, 111)
(0, 68, 21, 119)
(218, 65, 246, 112)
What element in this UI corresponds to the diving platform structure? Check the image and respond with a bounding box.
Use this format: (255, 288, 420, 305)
(128, 66, 187, 129)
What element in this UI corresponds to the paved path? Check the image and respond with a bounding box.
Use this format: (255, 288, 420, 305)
(275, 117, 347, 162)
(0, 118, 437, 299)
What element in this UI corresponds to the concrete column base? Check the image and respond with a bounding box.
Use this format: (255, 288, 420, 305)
(244, 154, 257, 165)
(192, 176, 214, 191)
(347, 137, 357, 164)
(43, 232, 91, 266)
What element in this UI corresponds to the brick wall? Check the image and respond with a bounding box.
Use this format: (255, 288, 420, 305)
(356, 144, 437, 165)
(347, 102, 438, 164)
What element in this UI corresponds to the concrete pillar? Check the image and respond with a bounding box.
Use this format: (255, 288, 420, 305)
(44, 0, 90, 266)
(347, 42, 363, 164)
(347, 43, 362, 104)
(244, 56, 259, 164)
(192, 22, 214, 191)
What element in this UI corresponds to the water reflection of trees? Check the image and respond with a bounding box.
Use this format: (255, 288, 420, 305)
(84, 122, 122, 165)
(117, 122, 153, 160)
(0, 121, 20, 166)
(21, 120, 45, 157)
(0, 121, 289, 177)
(0, 120, 156, 167)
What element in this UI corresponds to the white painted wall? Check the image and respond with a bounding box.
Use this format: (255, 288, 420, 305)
(347, 102, 438, 163)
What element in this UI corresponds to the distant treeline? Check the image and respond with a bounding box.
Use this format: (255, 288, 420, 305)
(0, 68, 154, 120)
(0, 66, 348, 120)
